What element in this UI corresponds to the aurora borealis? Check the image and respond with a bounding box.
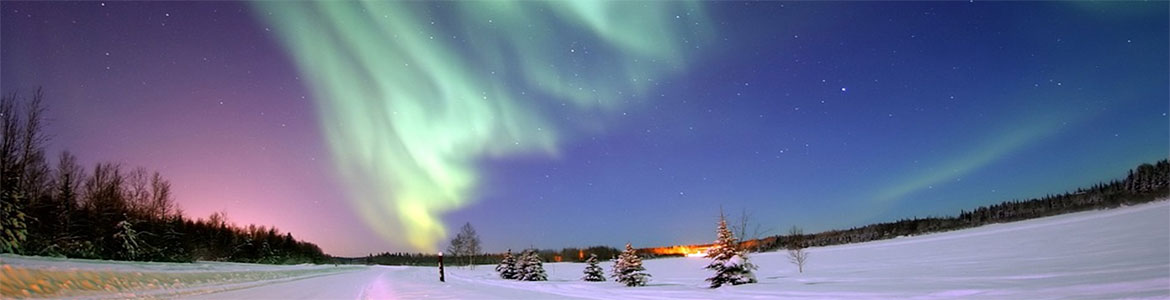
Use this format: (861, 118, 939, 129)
(253, 1, 710, 251)
(2, 1, 1166, 256)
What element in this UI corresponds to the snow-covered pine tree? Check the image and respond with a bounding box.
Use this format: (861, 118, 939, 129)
(519, 249, 547, 281)
(496, 249, 519, 279)
(582, 253, 605, 281)
(610, 252, 625, 282)
(513, 249, 529, 280)
(114, 219, 143, 260)
(612, 243, 650, 287)
(705, 211, 758, 288)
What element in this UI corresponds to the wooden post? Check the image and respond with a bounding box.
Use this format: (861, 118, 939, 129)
(438, 252, 445, 282)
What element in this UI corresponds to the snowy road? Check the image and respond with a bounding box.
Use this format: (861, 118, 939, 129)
(183, 266, 587, 300)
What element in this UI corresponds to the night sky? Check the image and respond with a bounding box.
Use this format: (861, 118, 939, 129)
(2, 1, 1166, 257)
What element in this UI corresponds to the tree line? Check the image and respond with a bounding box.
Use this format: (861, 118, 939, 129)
(340, 222, 626, 266)
(351, 245, 623, 266)
(756, 159, 1170, 252)
(0, 89, 327, 264)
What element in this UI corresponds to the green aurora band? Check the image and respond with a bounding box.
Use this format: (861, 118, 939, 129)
(872, 113, 1079, 206)
(254, 2, 709, 251)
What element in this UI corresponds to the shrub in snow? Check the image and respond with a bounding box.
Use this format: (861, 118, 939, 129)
(496, 249, 519, 279)
(582, 253, 606, 282)
(612, 243, 650, 286)
(518, 249, 547, 281)
(705, 212, 757, 288)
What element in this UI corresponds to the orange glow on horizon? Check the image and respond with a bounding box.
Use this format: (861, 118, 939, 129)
(646, 245, 711, 257)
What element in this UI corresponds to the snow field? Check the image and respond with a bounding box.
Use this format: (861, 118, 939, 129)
(443, 200, 1170, 299)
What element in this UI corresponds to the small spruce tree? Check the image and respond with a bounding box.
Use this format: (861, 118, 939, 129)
(0, 191, 27, 254)
(513, 249, 528, 280)
(496, 249, 519, 279)
(113, 219, 143, 260)
(582, 253, 606, 281)
(612, 243, 650, 287)
(610, 252, 624, 282)
(519, 249, 547, 281)
(705, 211, 757, 288)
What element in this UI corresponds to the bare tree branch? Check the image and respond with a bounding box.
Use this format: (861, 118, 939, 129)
(787, 226, 809, 273)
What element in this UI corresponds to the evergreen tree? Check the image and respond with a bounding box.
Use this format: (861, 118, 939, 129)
(612, 243, 650, 287)
(0, 91, 42, 254)
(113, 219, 144, 260)
(496, 249, 519, 279)
(519, 249, 547, 281)
(513, 249, 528, 280)
(705, 211, 757, 288)
(0, 193, 27, 253)
(582, 253, 606, 282)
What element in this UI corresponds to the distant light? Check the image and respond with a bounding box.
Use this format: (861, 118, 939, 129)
(841, 87, 847, 92)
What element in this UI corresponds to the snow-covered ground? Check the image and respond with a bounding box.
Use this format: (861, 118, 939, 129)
(3, 200, 1168, 299)
(0, 255, 358, 298)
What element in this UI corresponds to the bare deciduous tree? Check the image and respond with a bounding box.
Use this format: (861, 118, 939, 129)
(126, 167, 150, 217)
(207, 211, 229, 229)
(52, 151, 83, 241)
(461, 223, 481, 267)
(731, 208, 773, 252)
(787, 226, 809, 273)
(445, 233, 463, 262)
(446, 222, 481, 268)
(148, 172, 173, 220)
